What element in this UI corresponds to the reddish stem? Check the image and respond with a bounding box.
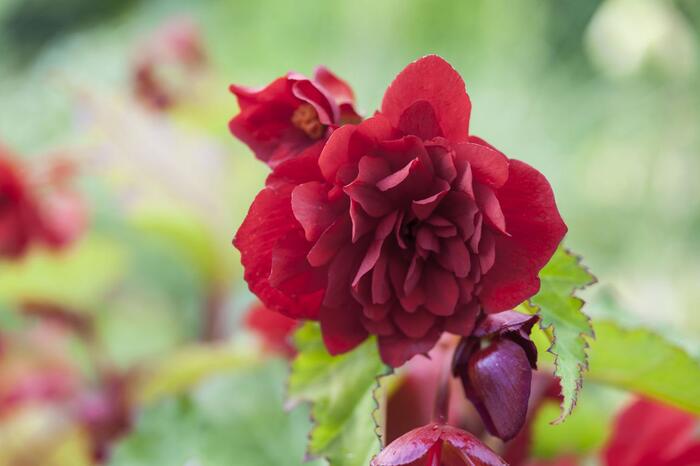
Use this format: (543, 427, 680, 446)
(433, 343, 454, 424)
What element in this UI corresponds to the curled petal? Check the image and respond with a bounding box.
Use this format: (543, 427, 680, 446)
(233, 186, 323, 319)
(229, 78, 310, 166)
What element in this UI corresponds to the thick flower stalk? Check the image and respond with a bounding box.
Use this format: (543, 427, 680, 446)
(231, 55, 566, 367)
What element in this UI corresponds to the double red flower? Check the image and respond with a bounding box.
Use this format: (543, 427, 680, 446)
(232, 55, 566, 367)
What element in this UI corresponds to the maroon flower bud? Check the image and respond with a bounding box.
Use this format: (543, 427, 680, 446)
(371, 423, 506, 466)
(452, 311, 538, 441)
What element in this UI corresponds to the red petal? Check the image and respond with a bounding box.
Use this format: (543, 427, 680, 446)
(371, 424, 440, 466)
(381, 55, 471, 143)
(265, 142, 324, 188)
(444, 302, 479, 336)
(319, 115, 395, 183)
(397, 100, 443, 140)
(479, 160, 567, 312)
(454, 142, 509, 189)
(319, 303, 368, 355)
(291, 181, 343, 242)
(349, 201, 375, 242)
(393, 307, 436, 339)
(292, 78, 337, 124)
(423, 264, 459, 316)
(412, 180, 450, 220)
(441, 237, 471, 278)
(439, 425, 508, 465)
(233, 186, 323, 319)
(307, 215, 352, 267)
(313, 66, 357, 112)
(372, 253, 392, 304)
(269, 229, 324, 293)
(474, 184, 507, 235)
(344, 181, 393, 217)
(378, 327, 442, 367)
(229, 78, 311, 166)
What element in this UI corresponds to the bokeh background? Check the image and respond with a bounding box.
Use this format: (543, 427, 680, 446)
(1, 0, 699, 464)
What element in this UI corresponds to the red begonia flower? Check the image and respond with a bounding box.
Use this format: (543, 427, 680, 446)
(452, 311, 538, 441)
(372, 423, 506, 466)
(229, 67, 361, 167)
(233, 55, 566, 367)
(245, 302, 298, 357)
(603, 398, 700, 466)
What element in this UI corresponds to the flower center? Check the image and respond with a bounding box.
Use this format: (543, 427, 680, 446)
(291, 103, 325, 139)
(399, 218, 420, 246)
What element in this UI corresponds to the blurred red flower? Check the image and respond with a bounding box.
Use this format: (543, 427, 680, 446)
(244, 302, 298, 357)
(0, 154, 35, 258)
(603, 398, 700, 466)
(372, 423, 506, 466)
(0, 147, 86, 259)
(232, 55, 566, 367)
(229, 67, 361, 167)
(133, 17, 207, 111)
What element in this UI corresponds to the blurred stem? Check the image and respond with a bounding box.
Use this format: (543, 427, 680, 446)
(201, 284, 226, 342)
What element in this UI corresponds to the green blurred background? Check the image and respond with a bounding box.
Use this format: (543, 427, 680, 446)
(1, 0, 699, 464)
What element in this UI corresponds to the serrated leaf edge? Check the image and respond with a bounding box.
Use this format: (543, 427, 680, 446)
(531, 247, 597, 424)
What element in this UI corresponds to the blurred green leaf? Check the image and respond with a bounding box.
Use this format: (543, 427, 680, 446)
(288, 323, 388, 466)
(587, 320, 700, 414)
(136, 344, 258, 404)
(130, 205, 230, 284)
(530, 384, 615, 459)
(523, 247, 596, 422)
(111, 360, 324, 466)
(0, 234, 126, 309)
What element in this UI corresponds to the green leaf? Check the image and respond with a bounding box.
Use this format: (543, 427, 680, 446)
(288, 323, 389, 466)
(587, 320, 700, 414)
(110, 360, 324, 466)
(524, 247, 596, 422)
(135, 344, 259, 404)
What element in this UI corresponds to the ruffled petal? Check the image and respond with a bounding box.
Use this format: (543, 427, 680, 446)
(229, 78, 311, 166)
(378, 327, 441, 367)
(479, 160, 567, 312)
(233, 186, 323, 319)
